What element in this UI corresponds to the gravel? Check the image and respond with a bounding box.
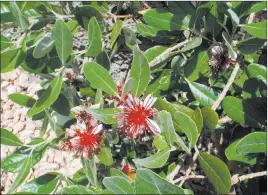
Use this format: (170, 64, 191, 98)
(0, 69, 82, 193)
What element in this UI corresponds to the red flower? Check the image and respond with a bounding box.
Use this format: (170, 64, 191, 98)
(118, 94, 161, 140)
(63, 123, 103, 158)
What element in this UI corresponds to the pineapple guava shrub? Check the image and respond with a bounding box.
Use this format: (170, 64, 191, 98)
(1, 1, 267, 194)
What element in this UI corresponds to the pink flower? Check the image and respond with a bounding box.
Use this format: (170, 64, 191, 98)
(118, 94, 161, 140)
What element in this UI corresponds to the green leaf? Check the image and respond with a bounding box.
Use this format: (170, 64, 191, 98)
(143, 45, 171, 69)
(21, 48, 61, 74)
(237, 37, 265, 55)
(136, 23, 179, 44)
(184, 51, 209, 81)
(201, 107, 219, 131)
(130, 45, 150, 97)
(174, 111, 198, 148)
(154, 98, 194, 133)
(9, 93, 36, 107)
(9, 2, 29, 31)
(144, 45, 168, 65)
(79, 87, 96, 97)
(20, 172, 60, 194)
(191, 107, 203, 134)
(247, 2, 267, 14)
(0, 34, 11, 50)
(83, 61, 118, 96)
(52, 19, 73, 64)
(235, 132, 267, 154)
(222, 96, 266, 127)
(135, 168, 186, 194)
(123, 27, 137, 47)
(51, 94, 72, 116)
(146, 70, 171, 96)
(243, 78, 265, 98)
(153, 135, 170, 151)
(205, 2, 224, 37)
(33, 36, 55, 59)
(1, 128, 23, 147)
(81, 157, 98, 186)
(1, 12, 15, 24)
(222, 32, 237, 59)
(27, 74, 63, 117)
(98, 147, 113, 166)
(66, 20, 79, 36)
(248, 63, 267, 84)
(85, 108, 120, 124)
(95, 50, 110, 70)
(180, 37, 202, 52)
(159, 111, 189, 153)
(74, 5, 104, 31)
(86, 17, 103, 56)
(1, 47, 26, 73)
(110, 168, 131, 182)
(1, 139, 47, 173)
(239, 20, 267, 39)
(133, 150, 171, 169)
(109, 19, 123, 49)
(73, 168, 87, 183)
(121, 78, 134, 101)
(144, 9, 189, 31)
(86, 1, 109, 14)
(59, 185, 95, 194)
(187, 80, 219, 107)
(198, 152, 231, 194)
(225, 140, 257, 165)
(7, 155, 32, 194)
(103, 176, 134, 194)
(166, 1, 195, 16)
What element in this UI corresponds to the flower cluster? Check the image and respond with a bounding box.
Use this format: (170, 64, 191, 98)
(118, 94, 161, 140)
(62, 89, 161, 158)
(62, 110, 103, 159)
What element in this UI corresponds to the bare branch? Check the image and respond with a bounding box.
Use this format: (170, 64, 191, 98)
(173, 175, 206, 184)
(149, 39, 190, 67)
(179, 146, 199, 187)
(173, 171, 267, 186)
(231, 171, 267, 185)
(212, 63, 240, 111)
(218, 115, 233, 125)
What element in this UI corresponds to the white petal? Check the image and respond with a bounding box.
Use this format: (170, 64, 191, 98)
(77, 122, 87, 132)
(126, 95, 134, 108)
(71, 106, 86, 114)
(118, 117, 125, 127)
(67, 126, 76, 137)
(92, 124, 103, 134)
(90, 103, 101, 109)
(143, 94, 156, 108)
(70, 136, 80, 146)
(147, 119, 161, 135)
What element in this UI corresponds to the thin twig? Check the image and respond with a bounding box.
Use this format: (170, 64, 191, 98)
(231, 171, 267, 185)
(179, 146, 199, 187)
(141, 1, 151, 9)
(149, 39, 190, 67)
(167, 155, 187, 181)
(173, 171, 267, 185)
(211, 63, 240, 111)
(173, 175, 206, 184)
(218, 115, 233, 125)
(0, 22, 19, 29)
(104, 14, 134, 19)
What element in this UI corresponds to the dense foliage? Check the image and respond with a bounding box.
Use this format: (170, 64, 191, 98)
(1, 1, 267, 194)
